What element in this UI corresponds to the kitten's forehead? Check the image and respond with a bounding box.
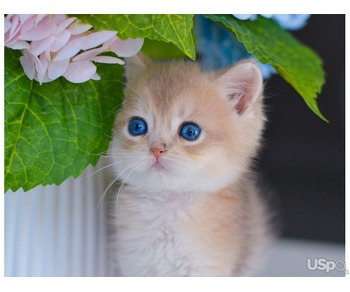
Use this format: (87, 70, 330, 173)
(147, 63, 200, 115)
(150, 92, 195, 123)
(126, 63, 205, 121)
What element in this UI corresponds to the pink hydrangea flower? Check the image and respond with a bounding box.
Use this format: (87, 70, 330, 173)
(5, 14, 144, 84)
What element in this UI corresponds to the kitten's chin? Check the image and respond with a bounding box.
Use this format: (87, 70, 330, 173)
(150, 160, 168, 172)
(112, 152, 244, 194)
(118, 166, 241, 194)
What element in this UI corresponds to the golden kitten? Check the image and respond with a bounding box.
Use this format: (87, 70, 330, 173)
(108, 54, 273, 276)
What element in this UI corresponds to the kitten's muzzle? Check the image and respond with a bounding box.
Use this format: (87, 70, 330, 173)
(150, 145, 167, 159)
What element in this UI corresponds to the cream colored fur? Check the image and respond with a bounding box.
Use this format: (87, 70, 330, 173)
(108, 55, 272, 276)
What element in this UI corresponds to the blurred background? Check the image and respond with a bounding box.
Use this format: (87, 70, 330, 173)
(4, 14, 345, 276)
(260, 14, 345, 243)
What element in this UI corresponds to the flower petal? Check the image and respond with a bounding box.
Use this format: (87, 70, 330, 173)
(69, 21, 92, 35)
(49, 14, 67, 25)
(110, 38, 144, 57)
(19, 18, 57, 41)
(55, 16, 76, 34)
(34, 72, 53, 84)
(35, 14, 48, 25)
(81, 31, 116, 50)
(30, 35, 55, 55)
(91, 56, 124, 64)
(48, 59, 70, 79)
(54, 37, 82, 61)
(50, 30, 71, 52)
(19, 15, 36, 35)
(5, 15, 21, 44)
(273, 14, 310, 30)
(19, 14, 35, 23)
(6, 40, 30, 50)
(260, 14, 274, 18)
(36, 53, 49, 84)
(72, 46, 105, 62)
(19, 52, 35, 80)
(5, 15, 12, 34)
(233, 14, 256, 20)
(32, 53, 44, 72)
(64, 60, 97, 83)
(91, 72, 101, 80)
(9, 15, 20, 35)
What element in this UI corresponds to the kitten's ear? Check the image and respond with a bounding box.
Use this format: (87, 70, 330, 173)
(124, 53, 151, 81)
(215, 60, 263, 115)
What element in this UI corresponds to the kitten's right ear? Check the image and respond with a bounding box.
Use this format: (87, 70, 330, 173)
(124, 53, 151, 81)
(214, 60, 263, 115)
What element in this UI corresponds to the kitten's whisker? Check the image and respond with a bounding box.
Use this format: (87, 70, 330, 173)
(97, 175, 119, 216)
(88, 151, 109, 157)
(78, 154, 147, 183)
(106, 102, 124, 118)
(110, 139, 139, 149)
(107, 148, 144, 155)
(78, 162, 121, 182)
(105, 151, 147, 158)
(98, 158, 145, 214)
(115, 158, 149, 204)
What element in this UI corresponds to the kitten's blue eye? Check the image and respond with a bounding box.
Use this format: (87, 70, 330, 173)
(179, 122, 201, 141)
(128, 117, 148, 136)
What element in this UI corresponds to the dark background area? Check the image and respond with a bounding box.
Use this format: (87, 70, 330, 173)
(259, 15, 345, 243)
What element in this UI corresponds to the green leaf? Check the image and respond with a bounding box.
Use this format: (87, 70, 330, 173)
(204, 14, 327, 122)
(73, 14, 196, 60)
(141, 38, 187, 59)
(5, 48, 124, 192)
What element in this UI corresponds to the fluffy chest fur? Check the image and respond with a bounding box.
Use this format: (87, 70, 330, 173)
(113, 187, 248, 276)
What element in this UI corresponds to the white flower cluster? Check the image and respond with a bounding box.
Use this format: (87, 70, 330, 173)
(233, 14, 310, 30)
(5, 14, 144, 84)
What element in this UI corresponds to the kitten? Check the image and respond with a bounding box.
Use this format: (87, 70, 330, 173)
(108, 54, 273, 276)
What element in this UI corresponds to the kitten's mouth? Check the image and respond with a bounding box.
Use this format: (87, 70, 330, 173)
(150, 157, 170, 173)
(152, 160, 166, 171)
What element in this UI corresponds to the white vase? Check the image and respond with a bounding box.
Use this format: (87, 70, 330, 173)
(5, 158, 114, 276)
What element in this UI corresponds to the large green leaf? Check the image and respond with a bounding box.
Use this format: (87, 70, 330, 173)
(5, 48, 124, 192)
(141, 38, 187, 59)
(73, 14, 196, 60)
(205, 14, 327, 122)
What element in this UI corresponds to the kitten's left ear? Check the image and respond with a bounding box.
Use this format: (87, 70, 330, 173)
(124, 52, 152, 81)
(215, 60, 263, 115)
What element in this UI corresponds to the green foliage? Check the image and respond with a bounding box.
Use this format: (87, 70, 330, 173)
(205, 14, 327, 122)
(5, 48, 124, 191)
(141, 38, 187, 59)
(74, 14, 196, 60)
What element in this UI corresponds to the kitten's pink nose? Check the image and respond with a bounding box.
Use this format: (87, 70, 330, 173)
(150, 146, 165, 159)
